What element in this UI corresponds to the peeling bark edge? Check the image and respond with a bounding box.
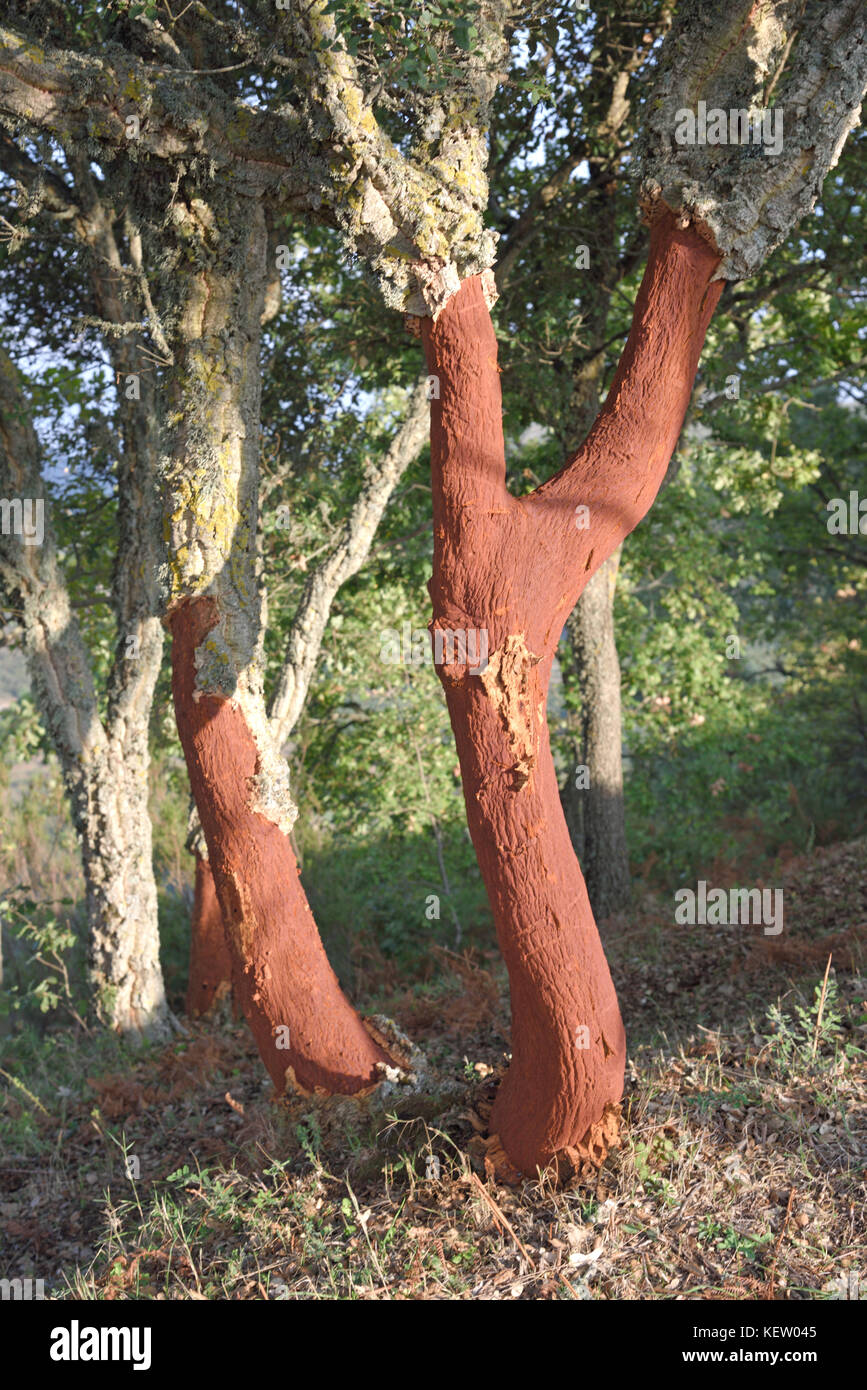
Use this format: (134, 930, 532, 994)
(638, 0, 867, 281)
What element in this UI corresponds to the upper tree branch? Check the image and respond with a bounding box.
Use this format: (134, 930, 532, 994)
(269, 376, 430, 746)
(638, 0, 867, 280)
(0, 22, 312, 200)
(527, 207, 723, 599)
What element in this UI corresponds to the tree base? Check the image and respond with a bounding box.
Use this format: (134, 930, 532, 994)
(483, 1103, 622, 1185)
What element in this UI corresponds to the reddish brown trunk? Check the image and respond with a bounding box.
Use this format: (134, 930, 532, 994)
(169, 596, 392, 1093)
(422, 207, 722, 1174)
(186, 854, 236, 1017)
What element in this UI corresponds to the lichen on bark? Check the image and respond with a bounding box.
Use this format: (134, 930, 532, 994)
(638, 1, 867, 279)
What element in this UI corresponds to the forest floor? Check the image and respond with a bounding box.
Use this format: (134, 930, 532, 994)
(1, 837, 866, 1301)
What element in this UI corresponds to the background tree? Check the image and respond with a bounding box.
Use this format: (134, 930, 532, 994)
(0, 151, 170, 1037)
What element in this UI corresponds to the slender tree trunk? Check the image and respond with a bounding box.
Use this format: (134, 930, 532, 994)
(163, 196, 392, 1090)
(420, 209, 722, 1173)
(0, 512, 168, 1040)
(0, 348, 170, 1038)
(555, 136, 632, 918)
(563, 547, 630, 919)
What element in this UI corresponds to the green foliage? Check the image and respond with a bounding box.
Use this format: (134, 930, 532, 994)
(764, 976, 847, 1073)
(0, 885, 84, 1022)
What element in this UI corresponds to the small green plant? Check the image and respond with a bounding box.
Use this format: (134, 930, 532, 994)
(719, 1228, 773, 1262)
(1, 887, 84, 1024)
(295, 1112, 324, 1161)
(697, 1216, 722, 1244)
(697, 1218, 772, 1262)
(764, 972, 844, 1071)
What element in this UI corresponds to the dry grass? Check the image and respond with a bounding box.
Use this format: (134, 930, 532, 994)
(1, 841, 866, 1301)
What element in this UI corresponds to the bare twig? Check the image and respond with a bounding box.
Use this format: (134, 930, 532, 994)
(811, 954, 833, 1062)
(470, 1171, 536, 1270)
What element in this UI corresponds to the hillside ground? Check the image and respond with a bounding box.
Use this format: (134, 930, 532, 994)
(2, 834, 865, 1301)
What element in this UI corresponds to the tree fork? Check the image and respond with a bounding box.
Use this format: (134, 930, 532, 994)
(421, 207, 723, 1173)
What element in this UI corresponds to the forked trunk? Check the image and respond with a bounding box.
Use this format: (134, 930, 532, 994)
(421, 208, 722, 1173)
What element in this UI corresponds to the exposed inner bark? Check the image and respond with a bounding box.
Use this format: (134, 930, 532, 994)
(421, 206, 722, 1173)
(185, 377, 429, 1016)
(160, 199, 395, 1091)
(170, 596, 391, 1093)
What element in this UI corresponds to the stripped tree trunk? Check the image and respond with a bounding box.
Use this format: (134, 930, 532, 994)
(186, 845, 235, 1017)
(421, 210, 722, 1172)
(186, 376, 429, 1014)
(164, 196, 393, 1089)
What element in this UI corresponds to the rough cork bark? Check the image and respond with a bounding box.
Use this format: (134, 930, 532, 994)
(0, 348, 169, 1038)
(185, 375, 429, 1014)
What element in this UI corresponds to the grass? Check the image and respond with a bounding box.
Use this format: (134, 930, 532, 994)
(1, 866, 865, 1299)
(2, 755, 866, 1300)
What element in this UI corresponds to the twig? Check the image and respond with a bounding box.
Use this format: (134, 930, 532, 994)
(811, 953, 833, 1062)
(0, 1066, 48, 1115)
(470, 1171, 536, 1270)
(764, 1188, 795, 1300)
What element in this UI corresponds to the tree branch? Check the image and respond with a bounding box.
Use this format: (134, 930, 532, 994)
(269, 376, 430, 746)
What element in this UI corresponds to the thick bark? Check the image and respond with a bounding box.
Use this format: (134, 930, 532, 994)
(0, 7, 508, 316)
(78, 171, 170, 1033)
(421, 208, 722, 1173)
(0, 21, 314, 196)
(186, 375, 429, 1014)
(0, 350, 169, 1038)
(638, 1, 867, 283)
(162, 197, 392, 1090)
